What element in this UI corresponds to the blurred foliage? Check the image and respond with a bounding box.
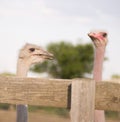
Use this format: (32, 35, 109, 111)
(0, 103, 10, 110)
(105, 111, 120, 119)
(31, 41, 94, 79)
(0, 72, 15, 76)
(29, 106, 69, 117)
(111, 74, 120, 79)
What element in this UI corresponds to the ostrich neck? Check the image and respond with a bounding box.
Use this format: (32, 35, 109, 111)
(16, 58, 29, 122)
(17, 59, 30, 77)
(93, 47, 105, 81)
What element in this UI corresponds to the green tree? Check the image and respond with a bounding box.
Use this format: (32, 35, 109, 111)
(111, 74, 120, 79)
(31, 41, 94, 79)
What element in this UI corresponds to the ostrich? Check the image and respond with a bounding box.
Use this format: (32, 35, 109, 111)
(16, 43, 54, 122)
(88, 31, 108, 122)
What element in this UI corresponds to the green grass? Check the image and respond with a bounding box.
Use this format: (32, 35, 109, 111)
(0, 103, 119, 119)
(29, 105, 69, 117)
(0, 103, 10, 110)
(105, 111, 120, 119)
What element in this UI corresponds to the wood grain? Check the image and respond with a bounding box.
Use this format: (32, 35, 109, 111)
(70, 79, 95, 122)
(0, 76, 119, 111)
(0, 76, 71, 108)
(95, 81, 120, 111)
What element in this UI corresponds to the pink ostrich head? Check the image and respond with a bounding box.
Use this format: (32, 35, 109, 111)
(88, 31, 108, 47)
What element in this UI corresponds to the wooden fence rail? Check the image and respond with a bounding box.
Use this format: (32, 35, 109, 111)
(0, 76, 119, 112)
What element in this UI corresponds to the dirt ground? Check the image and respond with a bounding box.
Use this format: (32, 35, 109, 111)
(0, 110, 119, 122)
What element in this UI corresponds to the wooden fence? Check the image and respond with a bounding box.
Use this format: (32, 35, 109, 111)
(0, 76, 120, 122)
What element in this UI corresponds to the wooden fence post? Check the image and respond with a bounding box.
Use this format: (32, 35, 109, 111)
(70, 79, 95, 122)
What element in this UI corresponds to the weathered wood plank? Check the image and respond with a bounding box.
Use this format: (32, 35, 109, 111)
(70, 79, 95, 122)
(0, 76, 71, 108)
(0, 76, 119, 111)
(95, 81, 120, 111)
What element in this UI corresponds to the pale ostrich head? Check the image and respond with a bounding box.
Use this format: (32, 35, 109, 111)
(88, 31, 108, 47)
(18, 43, 54, 66)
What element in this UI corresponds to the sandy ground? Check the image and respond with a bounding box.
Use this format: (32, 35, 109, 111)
(0, 110, 119, 122)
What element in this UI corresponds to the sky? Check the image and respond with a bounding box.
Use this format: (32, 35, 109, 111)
(0, 0, 120, 79)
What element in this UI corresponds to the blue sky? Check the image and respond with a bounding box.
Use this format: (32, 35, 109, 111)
(0, 0, 120, 79)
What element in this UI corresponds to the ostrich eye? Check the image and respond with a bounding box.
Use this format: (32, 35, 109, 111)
(29, 48, 35, 52)
(102, 33, 107, 37)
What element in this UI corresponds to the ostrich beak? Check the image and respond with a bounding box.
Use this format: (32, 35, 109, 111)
(44, 53, 54, 60)
(32, 47, 54, 60)
(38, 50, 54, 60)
(88, 33, 95, 38)
(88, 33, 95, 40)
